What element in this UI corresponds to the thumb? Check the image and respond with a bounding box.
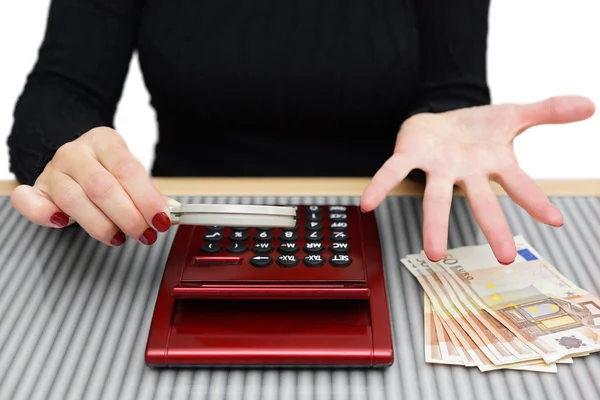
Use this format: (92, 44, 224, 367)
(10, 185, 75, 228)
(163, 195, 181, 208)
(516, 95, 595, 132)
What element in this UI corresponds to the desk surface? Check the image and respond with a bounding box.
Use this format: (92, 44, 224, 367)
(0, 177, 598, 196)
(0, 179, 598, 400)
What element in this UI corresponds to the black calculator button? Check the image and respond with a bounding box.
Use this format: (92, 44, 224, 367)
(278, 242, 299, 253)
(254, 230, 273, 241)
(231, 227, 249, 232)
(329, 213, 347, 222)
(330, 231, 349, 241)
(303, 254, 325, 267)
(329, 206, 347, 212)
(250, 255, 272, 267)
(304, 221, 323, 230)
(304, 230, 324, 241)
(226, 242, 247, 253)
(204, 231, 223, 241)
(303, 242, 324, 253)
(330, 222, 348, 231)
(207, 226, 224, 232)
(277, 254, 299, 267)
(305, 212, 323, 222)
(279, 230, 298, 241)
(330, 242, 350, 253)
(330, 254, 351, 267)
(200, 242, 221, 253)
(252, 242, 273, 253)
(308, 205, 323, 213)
(229, 231, 248, 241)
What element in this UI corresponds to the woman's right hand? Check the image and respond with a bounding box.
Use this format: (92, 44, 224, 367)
(10, 127, 176, 246)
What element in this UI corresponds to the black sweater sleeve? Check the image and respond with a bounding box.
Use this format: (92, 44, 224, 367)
(408, 0, 491, 117)
(7, 0, 142, 185)
(405, 0, 490, 184)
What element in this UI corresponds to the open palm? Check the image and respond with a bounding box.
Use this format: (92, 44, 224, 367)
(360, 95, 595, 264)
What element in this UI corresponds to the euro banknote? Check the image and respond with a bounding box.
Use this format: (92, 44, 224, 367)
(403, 258, 560, 372)
(431, 236, 598, 364)
(401, 235, 598, 372)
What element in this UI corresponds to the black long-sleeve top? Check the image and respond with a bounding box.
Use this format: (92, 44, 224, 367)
(7, 0, 490, 186)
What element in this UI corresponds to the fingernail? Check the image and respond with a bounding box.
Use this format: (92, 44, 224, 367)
(111, 231, 126, 246)
(50, 212, 69, 227)
(498, 259, 514, 265)
(166, 197, 181, 208)
(139, 228, 157, 245)
(152, 212, 171, 232)
(360, 206, 367, 213)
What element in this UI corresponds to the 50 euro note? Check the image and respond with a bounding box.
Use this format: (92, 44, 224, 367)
(408, 253, 546, 364)
(433, 235, 598, 364)
(402, 258, 558, 372)
(402, 258, 485, 368)
(423, 293, 469, 365)
(424, 292, 522, 369)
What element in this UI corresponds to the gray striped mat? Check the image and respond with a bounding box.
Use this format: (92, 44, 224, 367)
(0, 194, 598, 400)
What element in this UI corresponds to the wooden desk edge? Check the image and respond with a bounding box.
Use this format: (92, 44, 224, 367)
(0, 178, 598, 196)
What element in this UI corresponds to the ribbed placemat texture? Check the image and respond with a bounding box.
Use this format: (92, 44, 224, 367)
(0, 195, 598, 400)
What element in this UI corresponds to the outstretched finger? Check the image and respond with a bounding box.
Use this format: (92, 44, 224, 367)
(360, 153, 416, 212)
(422, 176, 454, 262)
(462, 177, 516, 264)
(493, 167, 563, 227)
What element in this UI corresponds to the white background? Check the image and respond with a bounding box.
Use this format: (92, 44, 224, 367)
(0, 0, 598, 181)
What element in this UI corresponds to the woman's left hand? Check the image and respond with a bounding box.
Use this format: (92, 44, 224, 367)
(360, 95, 595, 264)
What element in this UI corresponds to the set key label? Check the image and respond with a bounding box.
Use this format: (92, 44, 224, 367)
(330, 254, 351, 267)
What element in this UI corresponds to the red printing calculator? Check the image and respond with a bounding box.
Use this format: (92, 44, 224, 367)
(145, 204, 394, 367)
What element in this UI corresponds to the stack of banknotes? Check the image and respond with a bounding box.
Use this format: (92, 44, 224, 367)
(401, 235, 600, 373)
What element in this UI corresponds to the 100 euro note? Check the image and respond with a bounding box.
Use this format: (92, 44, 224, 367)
(433, 236, 598, 364)
(402, 258, 558, 372)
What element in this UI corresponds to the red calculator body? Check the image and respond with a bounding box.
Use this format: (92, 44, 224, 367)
(145, 205, 394, 367)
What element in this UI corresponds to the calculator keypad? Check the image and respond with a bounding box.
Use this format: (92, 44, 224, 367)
(200, 206, 351, 265)
(182, 205, 365, 283)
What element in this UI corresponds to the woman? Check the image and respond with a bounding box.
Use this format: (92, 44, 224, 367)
(6, 0, 595, 264)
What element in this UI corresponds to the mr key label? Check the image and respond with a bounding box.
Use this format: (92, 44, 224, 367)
(304, 242, 323, 253)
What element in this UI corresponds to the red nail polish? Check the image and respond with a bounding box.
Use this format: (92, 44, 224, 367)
(152, 212, 171, 232)
(50, 212, 69, 227)
(139, 228, 157, 245)
(111, 231, 126, 246)
(498, 259, 514, 265)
